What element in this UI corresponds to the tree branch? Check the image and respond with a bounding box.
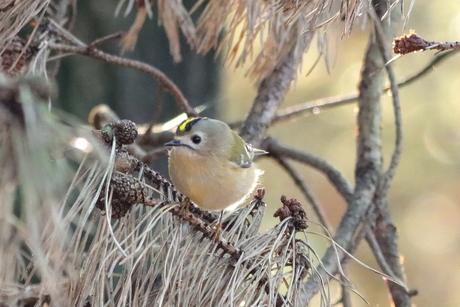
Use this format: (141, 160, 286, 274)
(263, 137, 353, 203)
(88, 32, 124, 48)
(367, 5, 413, 306)
(339, 269, 353, 307)
(239, 33, 314, 147)
(229, 48, 457, 129)
(395, 49, 457, 88)
(301, 0, 389, 297)
(274, 45, 456, 122)
(47, 42, 198, 117)
(370, 7, 402, 191)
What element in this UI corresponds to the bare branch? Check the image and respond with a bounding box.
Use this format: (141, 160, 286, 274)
(65, 0, 78, 31)
(365, 229, 398, 279)
(89, 32, 124, 48)
(340, 269, 353, 307)
(228, 94, 356, 129)
(370, 5, 413, 306)
(301, 0, 390, 297)
(393, 31, 460, 54)
(47, 42, 198, 117)
(369, 3, 403, 194)
(239, 33, 314, 147)
(272, 94, 357, 125)
(395, 49, 458, 88)
(263, 137, 353, 203)
(251, 48, 457, 127)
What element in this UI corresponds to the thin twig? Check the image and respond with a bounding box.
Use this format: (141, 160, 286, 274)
(227, 49, 457, 129)
(272, 94, 357, 125)
(89, 32, 124, 48)
(339, 268, 353, 307)
(370, 6, 402, 192)
(274, 46, 455, 122)
(365, 229, 397, 278)
(9, 8, 46, 74)
(395, 49, 457, 88)
(263, 137, 353, 203)
(364, 223, 416, 298)
(47, 42, 198, 117)
(229, 94, 356, 129)
(64, 0, 78, 31)
(272, 154, 332, 231)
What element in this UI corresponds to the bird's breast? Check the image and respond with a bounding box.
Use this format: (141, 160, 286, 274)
(168, 149, 261, 211)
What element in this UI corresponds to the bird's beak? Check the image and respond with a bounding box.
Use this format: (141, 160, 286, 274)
(164, 139, 183, 147)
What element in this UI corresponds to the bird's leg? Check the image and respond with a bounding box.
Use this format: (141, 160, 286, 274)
(180, 197, 192, 216)
(211, 210, 224, 242)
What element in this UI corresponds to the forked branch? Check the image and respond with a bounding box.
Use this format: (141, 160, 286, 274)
(47, 42, 198, 117)
(302, 0, 391, 299)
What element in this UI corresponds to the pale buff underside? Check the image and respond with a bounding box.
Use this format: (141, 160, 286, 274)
(168, 148, 262, 211)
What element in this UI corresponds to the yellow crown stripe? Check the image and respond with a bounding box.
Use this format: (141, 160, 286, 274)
(179, 117, 199, 132)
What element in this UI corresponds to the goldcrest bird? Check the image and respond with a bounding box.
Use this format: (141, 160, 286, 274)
(165, 117, 265, 215)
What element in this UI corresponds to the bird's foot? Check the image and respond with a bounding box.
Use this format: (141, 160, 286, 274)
(180, 197, 192, 215)
(211, 222, 223, 242)
(211, 210, 225, 242)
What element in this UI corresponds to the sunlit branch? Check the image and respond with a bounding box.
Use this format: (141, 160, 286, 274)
(227, 48, 457, 130)
(370, 6, 402, 195)
(302, 0, 387, 297)
(88, 32, 124, 48)
(263, 137, 353, 204)
(368, 6, 413, 306)
(239, 33, 315, 148)
(47, 42, 198, 117)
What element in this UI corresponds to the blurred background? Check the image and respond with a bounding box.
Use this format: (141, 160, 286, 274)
(54, 0, 460, 306)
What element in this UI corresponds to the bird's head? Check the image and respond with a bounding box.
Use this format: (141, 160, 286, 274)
(165, 117, 233, 159)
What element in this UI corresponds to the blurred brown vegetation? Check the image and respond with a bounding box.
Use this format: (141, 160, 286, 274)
(2, 0, 460, 306)
(221, 2, 460, 306)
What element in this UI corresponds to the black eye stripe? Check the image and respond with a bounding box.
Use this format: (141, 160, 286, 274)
(191, 135, 201, 144)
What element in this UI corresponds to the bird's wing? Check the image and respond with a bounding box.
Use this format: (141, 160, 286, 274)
(229, 132, 267, 168)
(253, 148, 268, 156)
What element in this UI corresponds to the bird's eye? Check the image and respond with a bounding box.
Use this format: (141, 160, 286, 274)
(191, 135, 201, 144)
